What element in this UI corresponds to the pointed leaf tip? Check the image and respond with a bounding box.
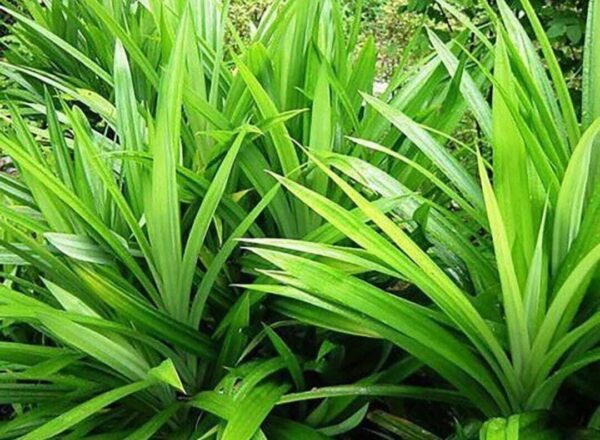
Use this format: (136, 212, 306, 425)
(148, 359, 185, 393)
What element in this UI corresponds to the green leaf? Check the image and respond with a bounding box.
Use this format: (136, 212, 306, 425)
(148, 358, 185, 393)
(44, 233, 112, 264)
(213, 295, 250, 383)
(552, 119, 600, 274)
(124, 405, 179, 440)
(265, 418, 328, 440)
(189, 184, 280, 327)
(146, 7, 191, 320)
(42, 278, 99, 317)
(308, 63, 332, 197)
(263, 325, 305, 391)
(368, 410, 440, 440)
(477, 154, 529, 377)
(233, 56, 300, 178)
(491, 32, 536, 288)
(318, 404, 368, 436)
(517, 0, 580, 147)
(37, 312, 150, 381)
(428, 29, 492, 139)
(362, 93, 484, 211)
(222, 381, 289, 440)
(584, 0, 600, 129)
(20, 380, 151, 440)
(0, 5, 112, 85)
(278, 384, 467, 406)
(113, 39, 146, 217)
(189, 391, 235, 420)
(180, 129, 249, 314)
(76, 265, 216, 360)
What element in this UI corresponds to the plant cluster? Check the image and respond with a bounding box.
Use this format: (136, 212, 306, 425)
(0, 0, 598, 438)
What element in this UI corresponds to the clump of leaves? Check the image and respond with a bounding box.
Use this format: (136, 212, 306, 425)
(248, 0, 600, 437)
(0, 0, 598, 438)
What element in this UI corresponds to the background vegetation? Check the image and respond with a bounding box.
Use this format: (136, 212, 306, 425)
(231, 0, 588, 84)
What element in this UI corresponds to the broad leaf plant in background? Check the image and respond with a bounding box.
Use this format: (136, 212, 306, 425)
(0, 0, 598, 438)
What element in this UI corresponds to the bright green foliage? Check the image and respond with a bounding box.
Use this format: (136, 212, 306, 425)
(0, 0, 598, 439)
(248, 0, 600, 433)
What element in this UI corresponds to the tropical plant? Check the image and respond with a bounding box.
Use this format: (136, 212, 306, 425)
(247, 0, 600, 436)
(0, 0, 480, 437)
(0, 0, 598, 438)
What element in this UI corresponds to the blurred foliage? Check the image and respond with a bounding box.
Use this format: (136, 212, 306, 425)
(229, 0, 272, 40)
(230, 0, 587, 95)
(533, 0, 587, 95)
